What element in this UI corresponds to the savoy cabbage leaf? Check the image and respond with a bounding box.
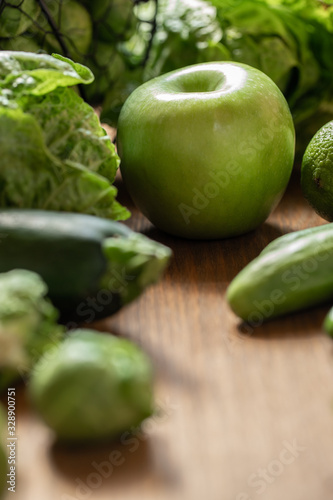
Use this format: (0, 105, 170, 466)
(0, 51, 129, 220)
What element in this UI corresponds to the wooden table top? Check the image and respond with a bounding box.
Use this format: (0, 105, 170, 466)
(7, 169, 333, 500)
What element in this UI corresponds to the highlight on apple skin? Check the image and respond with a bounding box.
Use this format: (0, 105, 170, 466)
(117, 61, 295, 240)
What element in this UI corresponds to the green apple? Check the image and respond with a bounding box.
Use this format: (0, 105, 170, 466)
(117, 62, 295, 239)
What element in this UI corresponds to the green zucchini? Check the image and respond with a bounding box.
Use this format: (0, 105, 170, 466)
(227, 223, 333, 323)
(0, 210, 172, 322)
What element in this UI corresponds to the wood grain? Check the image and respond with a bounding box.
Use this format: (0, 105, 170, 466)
(4, 170, 333, 500)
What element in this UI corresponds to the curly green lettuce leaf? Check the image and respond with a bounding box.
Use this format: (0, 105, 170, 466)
(0, 51, 128, 220)
(0, 51, 93, 101)
(0, 269, 64, 391)
(0, 104, 127, 220)
(20, 87, 119, 183)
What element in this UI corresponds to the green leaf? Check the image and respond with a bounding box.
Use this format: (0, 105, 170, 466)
(31, 1, 93, 61)
(0, 0, 40, 38)
(0, 51, 94, 100)
(0, 104, 129, 220)
(0, 51, 128, 221)
(143, 0, 224, 79)
(21, 87, 119, 183)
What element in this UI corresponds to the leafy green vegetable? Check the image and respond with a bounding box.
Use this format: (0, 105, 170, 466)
(0, 51, 93, 97)
(33, 0, 93, 61)
(0, 51, 129, 220)
(0, 0, 40, 38)
(143, 0, 225, 80)
(84, 0, 137, 43)
(0, 269, 64, 391)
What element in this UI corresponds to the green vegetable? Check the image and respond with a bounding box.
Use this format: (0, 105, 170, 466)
(324, 306, 333, 337)
(29, 329, 154, 442)
(33, 0, 93, 61)
(0, 405, 6, 497)
(227, 224, 333, 323)
(0, 269, 64, 391)
(142, 0, 225, 81)
(0, 51, 128, 220)
(0, 0, 40, 38)
(0, 210, 172, 320)
(84, 0, 137, 43)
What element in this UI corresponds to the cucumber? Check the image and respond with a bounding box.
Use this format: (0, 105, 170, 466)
(0, 210, 172, 321)
(227, 223, 333, 323)
(259, 223, 327, 255)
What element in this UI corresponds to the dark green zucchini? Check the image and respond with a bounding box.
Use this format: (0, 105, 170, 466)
(227, 223, 333, 323)
(0, 210, 172, 322)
